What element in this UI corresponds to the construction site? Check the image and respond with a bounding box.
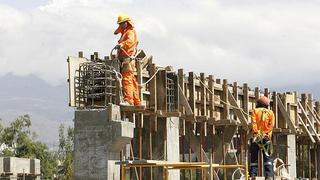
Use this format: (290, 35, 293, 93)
(67, 49, 320, 180)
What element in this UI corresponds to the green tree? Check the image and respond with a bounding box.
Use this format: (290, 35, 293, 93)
(57, 124, 74, 180)
(0, 115, 58, 179)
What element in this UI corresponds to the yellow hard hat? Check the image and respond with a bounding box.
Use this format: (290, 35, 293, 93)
(117, 14, 130, 24)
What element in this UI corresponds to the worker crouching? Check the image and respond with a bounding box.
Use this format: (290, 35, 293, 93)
(250, 96, 275, 180)
(114, 14, 141, 106)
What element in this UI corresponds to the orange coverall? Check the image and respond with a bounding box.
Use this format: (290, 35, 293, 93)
(114, 20, 141, 105)
(250, 107, 275, 177)
(251, 108, 275, 138)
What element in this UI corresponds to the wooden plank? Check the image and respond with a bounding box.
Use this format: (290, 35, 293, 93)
(255, 87, 260, 100)
(308, 94, 316, 133)
(157, 111, 181, 117)
(228, 89, 249, 130)
(298, 101, 320, 142)
(301, 94, 308, 125)
(156, 70, 167, 111)
(141, 55, 152, 69)
(264, 88, 269, 98)
(178, 69, 185, 114)
(306, 104, 320, 127)
(298, 115, 316, 143)
(233, 82, 238, 121)
(213, 119, 240, 126)
(188, 72, 196, 123)
(121, 105, 146, 112)
(222, 79, 229, 119)
(208, 75, 215, 123)
(277, 95, 297, 133)
(178, 87, 193, 116)
(200, 73, 207, 117)
(200, 73, 207, 138)
(178, 69, 186, 136)
(148, 64, 158, 132)
(243, 83, 249, 120)
(272, 92, 279, 129)
(148, 64, 157, 111)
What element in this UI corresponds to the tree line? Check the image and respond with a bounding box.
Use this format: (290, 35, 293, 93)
(0, 114, 74, 179)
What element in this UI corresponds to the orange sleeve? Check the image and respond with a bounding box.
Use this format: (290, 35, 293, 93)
(114, 26, 121, 35)
(119, 30, 137, 52)
(251, 110, 259, 134)
(266, 111, 275, 133)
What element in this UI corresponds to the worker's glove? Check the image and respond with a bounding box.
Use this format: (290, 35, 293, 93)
(252, 133, 259, 142)
(264, 134, 270, 140)
(115, 44, 121, 49)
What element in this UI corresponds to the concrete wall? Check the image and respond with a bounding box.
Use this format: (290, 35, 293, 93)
(74, 106, 134, 180)
(287, 134, 296, 178)
(166, 117, 180, 180)
(30, 159, 41, 175)
(0, 157, 40, 179)
(3, 157, 30, 174)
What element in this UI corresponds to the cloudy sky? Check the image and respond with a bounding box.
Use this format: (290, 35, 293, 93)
(1, 0, 320, 89)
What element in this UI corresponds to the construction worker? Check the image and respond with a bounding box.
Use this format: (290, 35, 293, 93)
(114, 14, 141, 106)
(250, 96, 275, 180)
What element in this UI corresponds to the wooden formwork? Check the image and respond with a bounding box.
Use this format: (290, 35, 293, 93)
(69, 51, 320, 179)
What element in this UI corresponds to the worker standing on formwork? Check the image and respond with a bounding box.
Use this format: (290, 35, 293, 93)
(250, 96, 275, 180)
(114, 14, 141, 106)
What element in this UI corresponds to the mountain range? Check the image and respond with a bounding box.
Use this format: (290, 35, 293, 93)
(0, 73, 73, 149)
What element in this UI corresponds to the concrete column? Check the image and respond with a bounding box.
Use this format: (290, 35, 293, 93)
(287, 134, 296, 178)
(74, 106, 134, 180)
(166, 117, 180, 180)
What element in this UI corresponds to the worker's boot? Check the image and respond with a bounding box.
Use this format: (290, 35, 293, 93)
(120, 100, 133, 106)
(265, 177, 273, 180)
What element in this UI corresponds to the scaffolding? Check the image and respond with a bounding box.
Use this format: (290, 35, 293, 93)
(68, 51, 320, 179)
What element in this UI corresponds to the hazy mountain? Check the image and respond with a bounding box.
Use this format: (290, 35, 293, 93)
(0, 73, 73, 148)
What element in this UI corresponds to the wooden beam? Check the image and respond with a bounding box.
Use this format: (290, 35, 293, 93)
(255, 87, 260, 100)
(188, 72, 196, 123)
(148, 64, 158, 132)
(200, 73, 207, 117)
(208, 75, 215, 123)
(277, 95, 297, 133)
(243, 83, 249, 120)
(298, 101, 320, 142)
(272, 92, 279, 129)
(298, 115, 316, 143)
(178, 69, 186, 136)
(156, 70, 167, 111)
(149, 64, 157, 111)
(222, 79, 229, 119)
(233, 82, 238, 121)
(178, 86, 193, 116)
(227, 89, 249, 130)
(264, 88, 269, 98)
(307, 104, 320, 127)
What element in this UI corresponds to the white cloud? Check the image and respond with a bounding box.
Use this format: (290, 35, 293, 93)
(0, 0, 320, 88)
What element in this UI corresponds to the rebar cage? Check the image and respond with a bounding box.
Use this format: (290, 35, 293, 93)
(166, 77, 175, 112)
(74, 62, 120, 108)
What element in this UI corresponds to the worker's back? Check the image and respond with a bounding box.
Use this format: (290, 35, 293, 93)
(251, 107, 275, 137)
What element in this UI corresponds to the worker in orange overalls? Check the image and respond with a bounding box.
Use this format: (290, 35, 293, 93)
(114, 14, 141, 106)
(250, 96, 275, 180)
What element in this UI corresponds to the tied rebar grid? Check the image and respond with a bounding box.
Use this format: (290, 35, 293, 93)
(74, 62, 119, 108)
(166, 77, 175, 112)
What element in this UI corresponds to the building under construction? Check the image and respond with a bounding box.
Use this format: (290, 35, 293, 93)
(68, 50, 320, 180)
